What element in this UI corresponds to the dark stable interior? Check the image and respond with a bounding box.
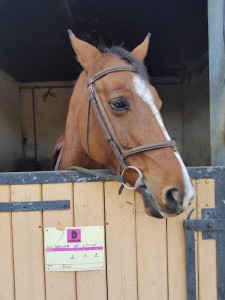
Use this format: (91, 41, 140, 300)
(0, 0, 208, 82)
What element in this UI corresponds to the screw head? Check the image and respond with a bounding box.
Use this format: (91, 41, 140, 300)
(207, 222, 213, 229)
(187, 224, 193, 230)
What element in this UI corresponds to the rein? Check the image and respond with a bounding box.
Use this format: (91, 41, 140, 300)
(84, 64, 177, 190)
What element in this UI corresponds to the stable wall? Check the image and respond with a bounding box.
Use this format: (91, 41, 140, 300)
(20, 78, 185, 171)
(152, 70, 210, 167)
(156, 77, 183, 155)
(0, 69, 23, 171)
(0, 69, 210, 171)
(20, 82, 74, 170)
(182, 56, 210, 166)
(20, 73, 210, 170)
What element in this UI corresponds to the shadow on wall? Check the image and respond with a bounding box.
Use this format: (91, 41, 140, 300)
(14, 158, 43, 172)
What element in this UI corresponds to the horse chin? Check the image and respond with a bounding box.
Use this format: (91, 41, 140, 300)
(140, 186, 181, 219)
(140, 186, 164, 218)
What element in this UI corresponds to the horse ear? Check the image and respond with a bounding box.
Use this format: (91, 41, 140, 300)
(131, 33, 151, 62)
(68, 29, 101, 69)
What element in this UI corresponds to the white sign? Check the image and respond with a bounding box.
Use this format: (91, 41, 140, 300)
(44, 226, 105, 271)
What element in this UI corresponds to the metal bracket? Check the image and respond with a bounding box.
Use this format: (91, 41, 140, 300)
(0, 200, 70, 212)
(184, 210, 225, 300)
(184, 169, 225, 300)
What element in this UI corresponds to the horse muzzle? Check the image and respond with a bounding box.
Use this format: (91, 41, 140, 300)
(120, 165, 195, 218)
(140, 181, 195, 218)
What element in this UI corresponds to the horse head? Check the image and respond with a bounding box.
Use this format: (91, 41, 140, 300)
(59, 30, 196, 218)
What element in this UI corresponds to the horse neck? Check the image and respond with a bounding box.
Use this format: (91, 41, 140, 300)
(59, 73, 104, 170)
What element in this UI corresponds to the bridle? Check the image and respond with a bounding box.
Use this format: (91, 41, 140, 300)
(85, 64, 177, 191)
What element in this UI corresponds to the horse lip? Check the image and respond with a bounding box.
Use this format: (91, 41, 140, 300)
(140, 186, 164, 219)
(140, 185, 184, 218)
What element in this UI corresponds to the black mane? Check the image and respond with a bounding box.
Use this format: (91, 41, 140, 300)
(103, 46, 149, 81)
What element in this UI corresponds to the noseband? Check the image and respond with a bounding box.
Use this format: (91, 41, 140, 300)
(85, 65, 177, 190)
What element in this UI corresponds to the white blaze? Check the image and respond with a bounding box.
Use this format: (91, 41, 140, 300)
(132, 75, 170, 140)
(132, 74, 195, 205)
(174, 152, 195, 208)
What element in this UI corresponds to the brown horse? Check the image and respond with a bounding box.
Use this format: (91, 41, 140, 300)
(57, 30, 195, 218)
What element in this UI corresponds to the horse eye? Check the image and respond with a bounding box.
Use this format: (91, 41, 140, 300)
(110, 97, 130, 111)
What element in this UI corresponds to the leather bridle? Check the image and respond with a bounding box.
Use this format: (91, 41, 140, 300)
(84, 64, 177, 191)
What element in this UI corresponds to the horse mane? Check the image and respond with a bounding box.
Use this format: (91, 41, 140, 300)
(103, 46, 149, 81)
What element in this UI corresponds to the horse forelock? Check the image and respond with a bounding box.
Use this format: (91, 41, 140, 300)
(103, 46, 149, 82)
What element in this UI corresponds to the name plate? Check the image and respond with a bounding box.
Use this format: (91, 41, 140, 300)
(44, 226, 105, 271)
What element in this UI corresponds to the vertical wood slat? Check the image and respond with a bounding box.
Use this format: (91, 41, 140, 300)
(194, 181, 199, 300)
(42, 183, 76, 300)
(135, 192, 168, 300)
(167, 180, 197, 300)
(0, 185, 14, 300)
(11, 184, 45, 300)
(74, 182, 107, 300)
(196, 179, 217, 300)
(105, 182, 137, 300)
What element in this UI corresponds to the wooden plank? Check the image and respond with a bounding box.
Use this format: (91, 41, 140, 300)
(42, 183, 76, 300)
(167, 180, 197, 300)
(105, 182, 137, 300)
(135, 192, 167, 300)
(11, 184, 45, 300)
(0, 185, 14, 300)
(74, 182, 107, 300)
(196, 179, 217, 300)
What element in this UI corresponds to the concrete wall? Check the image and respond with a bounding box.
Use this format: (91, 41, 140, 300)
(0, 69, 23, 171)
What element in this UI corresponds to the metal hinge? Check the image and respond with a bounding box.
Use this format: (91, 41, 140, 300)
(184, 208, 225, 300)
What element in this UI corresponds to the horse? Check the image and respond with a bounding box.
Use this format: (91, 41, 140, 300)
(53, 30, 195, 218)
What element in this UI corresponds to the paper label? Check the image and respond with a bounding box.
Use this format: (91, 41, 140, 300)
(44, 226, 105, 271)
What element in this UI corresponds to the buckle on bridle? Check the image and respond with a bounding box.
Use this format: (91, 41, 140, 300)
(88, 84, 95, 94)
(120, 166, 145, 190)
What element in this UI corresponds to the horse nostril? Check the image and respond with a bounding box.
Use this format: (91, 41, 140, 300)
(165, 188, 183, 212)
